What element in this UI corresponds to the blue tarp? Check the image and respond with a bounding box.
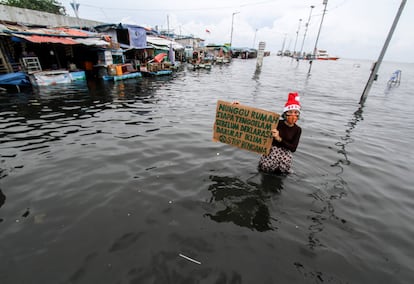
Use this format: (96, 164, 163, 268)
(0, 72, 31, 86)
(123, 24, 147, 49)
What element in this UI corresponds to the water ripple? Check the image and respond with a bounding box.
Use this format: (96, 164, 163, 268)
(0, 58, 413, 283)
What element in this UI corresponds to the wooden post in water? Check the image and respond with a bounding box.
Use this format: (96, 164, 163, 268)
(256, 42, 266, 70)
(360, 0, 407, 105)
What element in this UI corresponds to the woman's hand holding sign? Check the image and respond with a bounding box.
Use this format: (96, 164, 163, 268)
(271, 129, 282, 142)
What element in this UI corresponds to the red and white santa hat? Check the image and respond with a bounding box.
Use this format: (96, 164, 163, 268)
(283, 92, 301, 113)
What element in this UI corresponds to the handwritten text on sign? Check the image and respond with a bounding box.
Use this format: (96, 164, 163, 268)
(212, 100, 280, 155)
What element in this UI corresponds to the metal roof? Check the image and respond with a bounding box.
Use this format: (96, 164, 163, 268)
(146, 36, 184, 50)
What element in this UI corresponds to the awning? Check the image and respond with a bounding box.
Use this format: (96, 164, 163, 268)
(1, 23, 115, 48)
(119, 43, 147, 50)
(74, 38, 110, 46)
(12, 34, 78, 44)
(206, 45, 230, 52)
(147, 43, 169, 51)
(146, 36, 184, 50)
(154, 53, 167, 63)
(11, 33, 110, 46)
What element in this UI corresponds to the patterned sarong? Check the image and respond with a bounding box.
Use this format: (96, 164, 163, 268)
(258, 146, 293, 174)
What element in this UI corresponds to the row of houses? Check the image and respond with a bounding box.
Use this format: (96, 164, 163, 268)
(0, 20, 202, 82)
(0, 19, 237, 91)
(0, 5, 236, 91)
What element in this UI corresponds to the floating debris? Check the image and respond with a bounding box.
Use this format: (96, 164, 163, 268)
(34, 213, 46, 224)
(179, 253, 201, 265)
(22, 208, 30, 218)
(387, 69, 401, 87)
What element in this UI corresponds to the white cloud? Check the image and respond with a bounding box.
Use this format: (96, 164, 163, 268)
(62, 0, 413, 62)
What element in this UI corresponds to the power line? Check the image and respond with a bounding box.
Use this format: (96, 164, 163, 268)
(72, 0, 277, 13)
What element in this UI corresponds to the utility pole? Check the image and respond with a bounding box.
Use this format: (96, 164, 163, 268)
(281, 33, 287, 56)
(308, 0, 328, 75)
(359, 0, 407, 105)
(70, 0, 80, 18)
(167, 14, 170, 38)
(292, 18, 302, 59)
(230, 12, 240, 47)
(298, 5, 315, 60)
(252, 28, 258, 48)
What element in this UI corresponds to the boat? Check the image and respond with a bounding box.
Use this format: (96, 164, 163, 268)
(140, 62, 173, 76)
(205, 44, 231, 63)
(168, 61, 183, 71)
(29, 70, 86, 86)
(69, 71, 87, 81)
(214, 56, 230, 64)
(141, 70, 172, 77)
(102, 63, 142, 81)
(0, 71, 31, 92)
(102, 72, 142, 81)
(316, 50, 339, 60)
(188, 63, 212, 70)
(240, 48, 258, 59)
(19, 56, 86, 86)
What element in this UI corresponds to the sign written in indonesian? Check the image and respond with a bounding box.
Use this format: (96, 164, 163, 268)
(212, 100, 280, 155)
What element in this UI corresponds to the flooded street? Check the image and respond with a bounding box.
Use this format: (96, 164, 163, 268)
(1, 56, 413, 284)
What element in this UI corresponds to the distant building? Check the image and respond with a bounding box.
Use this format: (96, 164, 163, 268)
(175, 36, 204, 50)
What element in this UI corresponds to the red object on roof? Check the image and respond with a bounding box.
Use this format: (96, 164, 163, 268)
(154, 53, 167, 63)
(54, 27, 89, 37)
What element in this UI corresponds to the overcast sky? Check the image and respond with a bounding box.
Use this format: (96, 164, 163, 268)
(61, 0, 412, 63)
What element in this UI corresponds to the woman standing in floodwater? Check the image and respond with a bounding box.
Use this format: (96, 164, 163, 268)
(258, 92, 302, 174)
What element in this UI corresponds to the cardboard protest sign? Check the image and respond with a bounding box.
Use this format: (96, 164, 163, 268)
(212, 100, 280, 155)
